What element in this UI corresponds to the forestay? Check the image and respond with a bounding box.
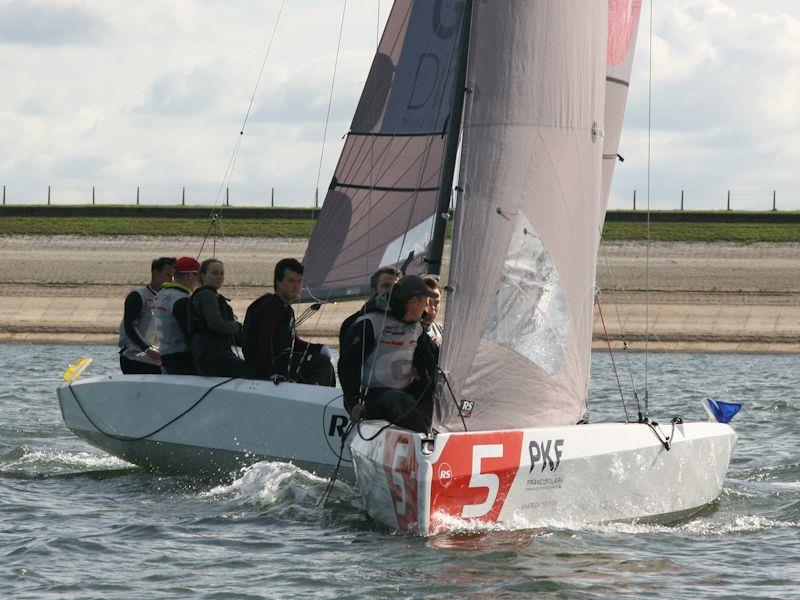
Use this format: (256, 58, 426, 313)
(302, 0, 468, 301)
(436, 1, 609, 431)
(602, 0, 642, 204)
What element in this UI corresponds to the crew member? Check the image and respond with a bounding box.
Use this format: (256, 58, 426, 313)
(243, 258, 335, 385)
(118, 257, 175, 374)
(188, 258, 245, 378)
(338, 275, 436, 432)
(413, 275, 444, 382)
(155, 256, 200, 375)
(338, 266, 400, 348)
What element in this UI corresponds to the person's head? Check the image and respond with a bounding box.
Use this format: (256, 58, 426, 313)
(421, 276, 442, 326)
(199, 258, 224, 290)
(274, 258, 304, 305)
(150, 257, 176, 290)
(370, 266, 401, 294)
(173, 256, 201, 291)
(392, 275, 437, 323)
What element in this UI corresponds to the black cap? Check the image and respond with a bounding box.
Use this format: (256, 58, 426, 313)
(393, 275, 437, 303)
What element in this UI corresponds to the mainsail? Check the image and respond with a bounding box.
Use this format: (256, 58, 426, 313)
(436, 1, 610, 431)
(602, 0, 642, 205)
(302, 0, 468, 300)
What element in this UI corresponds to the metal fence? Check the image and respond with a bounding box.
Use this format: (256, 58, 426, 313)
(4, 185, 800, 211)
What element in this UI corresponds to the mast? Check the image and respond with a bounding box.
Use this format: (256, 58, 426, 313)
(425, 0, 474, 277)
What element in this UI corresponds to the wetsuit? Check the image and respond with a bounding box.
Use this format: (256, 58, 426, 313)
(242, 293, 335, 386)
(154, 282, 195, 375)
(188, 285, 245, 378)
(338, 294, 434, 432)
(118, 285, 161, 375)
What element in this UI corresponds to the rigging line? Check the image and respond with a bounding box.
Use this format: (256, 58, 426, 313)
(644, 0, 654, 419)
(599, 234, 643, 414)
(312, 0, 348, 220)
(210, 0, 287, 211)
(595, 290, 630, 423)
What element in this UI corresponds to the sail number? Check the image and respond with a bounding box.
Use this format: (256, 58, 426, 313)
(461, 444, 504, 518)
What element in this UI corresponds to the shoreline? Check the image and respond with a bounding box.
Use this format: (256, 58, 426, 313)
(1, 235, 799, 354)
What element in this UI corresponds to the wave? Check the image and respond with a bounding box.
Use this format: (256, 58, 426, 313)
(0, 446, 133, 478)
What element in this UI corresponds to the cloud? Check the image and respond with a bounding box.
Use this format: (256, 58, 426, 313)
(0, 0, 106, 46)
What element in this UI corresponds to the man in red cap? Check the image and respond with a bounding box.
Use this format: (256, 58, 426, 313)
(155, 256, 200, 375)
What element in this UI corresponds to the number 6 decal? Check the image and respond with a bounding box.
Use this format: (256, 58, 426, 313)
(391, 441, 409, 516)
(461, 444, 504, 518)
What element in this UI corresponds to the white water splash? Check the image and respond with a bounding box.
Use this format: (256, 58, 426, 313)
(202, 461, 330, 507)
(3, 447, 130, 472)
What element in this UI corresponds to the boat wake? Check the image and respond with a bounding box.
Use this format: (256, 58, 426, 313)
(0, 446, 134, 478)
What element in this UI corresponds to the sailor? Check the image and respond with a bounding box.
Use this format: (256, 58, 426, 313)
(413, 275, 444, 383)
(154, 256, 200, 375)
(337, 266, 400, 348)
(118, 257, 175, 374)
(188, 258, 246, 378)
(338, 275, 437, 432)
(242, 258, 335, 385)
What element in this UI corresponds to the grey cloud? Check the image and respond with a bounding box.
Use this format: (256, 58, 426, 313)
(135, 65, 225, 117)
(0, 0, 106, 46)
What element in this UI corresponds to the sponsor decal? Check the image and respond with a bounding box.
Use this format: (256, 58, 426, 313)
(525, 476, 563, 491)
(430, 431, 524, 528)
(459, 400, 474, 418)
(528, 439, 564, 473)
(327, 414, 349, 438)
(383, 430, 419, 532)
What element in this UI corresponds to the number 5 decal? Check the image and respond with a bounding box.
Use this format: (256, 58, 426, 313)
(461, 444, 504, 518)
(391, 441, 409, 516)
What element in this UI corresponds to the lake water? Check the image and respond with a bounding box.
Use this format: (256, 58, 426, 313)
(1, 343, 797, 598)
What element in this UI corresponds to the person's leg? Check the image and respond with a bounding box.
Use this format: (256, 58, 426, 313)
(119, 354, 162, 375)
(364, 388, 423, 430)
(162, 352, 197, 375)
(292, 353, 336, 386)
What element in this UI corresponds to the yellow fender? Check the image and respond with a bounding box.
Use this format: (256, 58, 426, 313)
(63, 357, 93, 383)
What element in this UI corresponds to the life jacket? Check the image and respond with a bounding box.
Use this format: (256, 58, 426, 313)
(118, 285, 158, 363)
(154, 283, 191, 355)
(359, 310, 422, 391)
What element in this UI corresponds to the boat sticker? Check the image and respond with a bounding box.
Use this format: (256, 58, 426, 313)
(459, 400, 474, 418)
(383, 430, 419, 532)
(327, 414, 349, 438)
(528, 439, 564, 472)
(429, 431, 523, 528)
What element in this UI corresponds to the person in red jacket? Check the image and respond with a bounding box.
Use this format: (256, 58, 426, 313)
(242, 258, 335, 386)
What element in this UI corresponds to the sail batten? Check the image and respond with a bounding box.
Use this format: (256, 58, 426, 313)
(302, 0, 469, 301)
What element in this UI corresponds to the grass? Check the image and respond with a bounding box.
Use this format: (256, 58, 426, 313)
(2, 214, 800, 243)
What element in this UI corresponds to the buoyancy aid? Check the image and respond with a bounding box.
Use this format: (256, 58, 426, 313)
(154, 283, 191, 355)
(118, 285, 158, 363)
(359, 311, 422, 391)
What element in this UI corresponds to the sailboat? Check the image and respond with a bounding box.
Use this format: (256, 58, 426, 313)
(336, 0, 737, 534)
(56, 0, 737, 533)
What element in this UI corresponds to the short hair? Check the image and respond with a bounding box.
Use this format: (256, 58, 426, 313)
(274, 258, 304, 289)
(199, 258, 223, 275)
(422, 275, 442, 294)
(370, 266, 401, 292)
(151, 257, 176, 273)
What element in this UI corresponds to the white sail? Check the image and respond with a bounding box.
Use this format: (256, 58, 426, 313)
(302, 0, 468, 300)
(436, 0, 609, 431)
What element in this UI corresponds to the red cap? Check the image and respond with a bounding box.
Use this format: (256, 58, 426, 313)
(174, 257, 200, 273)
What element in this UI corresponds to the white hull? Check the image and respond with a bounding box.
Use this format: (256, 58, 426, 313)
(57, 374, 354, 481)
(349, 420, 737, 535)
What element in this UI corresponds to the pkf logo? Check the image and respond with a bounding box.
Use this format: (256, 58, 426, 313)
(438, 462, 453, 488)
(529, 439, 565, 472)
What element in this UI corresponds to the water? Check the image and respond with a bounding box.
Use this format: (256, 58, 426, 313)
(1, 344, 797, 599)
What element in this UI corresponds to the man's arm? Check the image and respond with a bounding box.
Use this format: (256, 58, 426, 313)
(338, 318, 376, 414)
(123, 291, 150, 351)
(172, 297, 191, 345)
(255, 300, 280, 377)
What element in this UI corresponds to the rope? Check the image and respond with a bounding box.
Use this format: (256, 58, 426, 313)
(595, 290, 631, 423)
(312, 0, 348, 220)
(68, 377, 235, 442)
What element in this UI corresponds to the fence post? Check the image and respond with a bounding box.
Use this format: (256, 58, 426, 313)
(773, 190, 776, 212)
(632, 189, 636, 211)
(48, 186, 51, 206)
(271, 187, 274, 208)
(182, 187, 186, 206)
(680, 189, 684, 211)
(726, 190, 730, 211)
(92, 186, 95, 205)
(226, 187, 230, 207)
(136, 186, 140, 206)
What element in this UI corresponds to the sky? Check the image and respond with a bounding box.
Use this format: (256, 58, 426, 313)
(1, 0, 799, 210)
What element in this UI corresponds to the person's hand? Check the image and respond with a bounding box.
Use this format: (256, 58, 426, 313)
(145, 347, 161, 365)
(351, 403, 366, 421)
(319, 345, 332, 359)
